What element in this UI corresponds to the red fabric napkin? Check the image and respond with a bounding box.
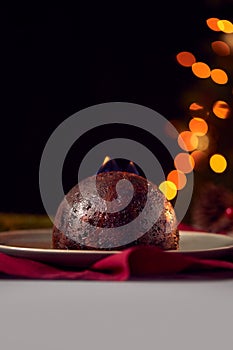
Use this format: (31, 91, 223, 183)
(0, 246, 233, 280)
(0, 225, 233, 281)
(0, 224, 233, 280)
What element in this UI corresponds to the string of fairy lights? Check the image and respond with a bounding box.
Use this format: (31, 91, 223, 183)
(158, 17, 233, 201)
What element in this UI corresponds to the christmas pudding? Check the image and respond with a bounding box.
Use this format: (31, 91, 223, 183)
(52, 171, 179, 250)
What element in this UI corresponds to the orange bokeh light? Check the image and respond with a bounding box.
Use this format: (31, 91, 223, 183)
(210, 69, 228, 84)
(192, 62, 211, 79)
(206, 18, 221, 31)
(189, 117, 208, 136)
(189, 102, 204, 111)
(167, 170, 187, 190)
(212, 100, 230, 119)
(211, 41, 230, 56)
(178, 131, 198, 151)
(191, 150, 208, 169)
(174, 153, 195, 174)
(176, 51, 196, 67)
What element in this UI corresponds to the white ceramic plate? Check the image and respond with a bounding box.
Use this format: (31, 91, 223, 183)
(0, 229, 233, 268)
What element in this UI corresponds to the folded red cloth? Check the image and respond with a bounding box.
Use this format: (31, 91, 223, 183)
(0, 245, 233, 281)
(178, 223, 200, 231)
(1, 224, 232, 280)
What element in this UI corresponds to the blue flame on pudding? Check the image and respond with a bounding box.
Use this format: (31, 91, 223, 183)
(97, 158, 144, 177)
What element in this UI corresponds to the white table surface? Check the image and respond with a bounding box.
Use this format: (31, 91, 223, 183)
(0, 280, 233, 350)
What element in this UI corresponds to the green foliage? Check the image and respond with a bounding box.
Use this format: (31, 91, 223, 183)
(0, 213, 53, 232)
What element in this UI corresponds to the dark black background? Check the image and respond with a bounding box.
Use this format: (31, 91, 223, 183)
(2, 1, 233, 214)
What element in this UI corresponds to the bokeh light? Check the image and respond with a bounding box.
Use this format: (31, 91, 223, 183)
(212, 100, 230, 119)
(176, 51, 196, 67)
(189, 117, 208, 136)
(222, 33, 233, 50)
(189, 102, 204, 111)
(159, 181, 177, 200)
(211, 41, 231, 56)
(178, 131, 198, 151)
(192, 62, 211, 78)
(209, 154, 227, 173)
(206, 18, 221, 31)
(177, 17, 232, 181)
(191, 150, 208, 169)
(196, 135, 209, 151)
(167, 170, 187, 190)
(210, 69, 228, 84)
(174, 153, 195, 173)
(217, 20, 233, 33)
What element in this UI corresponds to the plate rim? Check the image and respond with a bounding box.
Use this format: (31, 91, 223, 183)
(0, 228, 233, 255)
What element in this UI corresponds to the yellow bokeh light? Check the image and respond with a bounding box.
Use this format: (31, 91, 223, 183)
(206, 18, 221, 31)
(212, 100, 230, 119)
(189, 102, 204, 111)
(167, 170, 187, 190)
(174, 153, 195, 173)
(176, 51, 196, 67)
(159, 181, 177, 200)
(192, 62, 211, 79)
(178, 131, 198, 151)
(197, 135, 209, 151)
(211, 41, 230, 56)
(210, 69, 228, 84)
(209, 154, 227, 173)
(189, 117, 208, 136)
(217, 20, 233, 33)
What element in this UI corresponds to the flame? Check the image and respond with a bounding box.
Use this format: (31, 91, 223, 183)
(102, 156, 111, 166)
(97, 156, 112, 174)
(98, 157, 140, 175)
(126, 161, 139, 175)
